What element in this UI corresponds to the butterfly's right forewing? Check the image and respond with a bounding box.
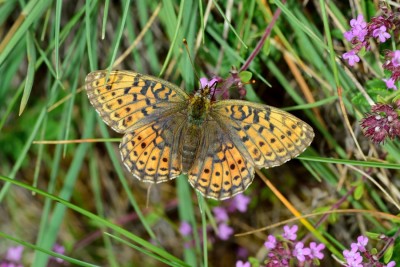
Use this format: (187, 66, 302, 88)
(85, 70, 188, 133)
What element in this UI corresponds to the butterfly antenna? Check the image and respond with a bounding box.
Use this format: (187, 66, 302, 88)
(183, 39, 201, 86)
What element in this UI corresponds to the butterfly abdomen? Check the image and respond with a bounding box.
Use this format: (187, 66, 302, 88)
(182, 125, 203, 172)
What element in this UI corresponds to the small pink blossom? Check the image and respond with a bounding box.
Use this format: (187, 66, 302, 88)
(343, 243, 359, 261)
(213, 207, 229, 223)
(383, 78, 397, 90)
(179, 221, 192, 236)
(229, 193, 251, 212)
(292, 242, 310, 262)
(52, 244, 65, 263)
(264, 235, 277, 250)
(345, 251, 363, 267)
(308, 242, 325, 260)
(386, 261, 396, 267)
(343, 50, 360, 66)
(236, 260, 251, 267)
(344, 30, 354, 41)
(350, 14, 367, 30)
(349, 14, 368, 41)
(373, 25, 391, 43)
(216, 223, 234, 240)
(391, 50, 400, 67)
(200, 77, 220, 89)
(282, 225, 298, 241)
(355, 235, 368, 252)
(5, 246, 24, 262)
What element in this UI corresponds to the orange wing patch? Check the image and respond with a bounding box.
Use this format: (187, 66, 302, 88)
(85, 70, 187, 133)
(212, 102, 314, 169)
(120, 115, 186, 183)
(187, 121, 254, 200)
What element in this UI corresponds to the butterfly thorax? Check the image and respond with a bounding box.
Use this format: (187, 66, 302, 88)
(187, 89, 211, 126)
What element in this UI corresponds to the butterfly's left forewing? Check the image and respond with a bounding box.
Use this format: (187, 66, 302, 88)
(211, 100, 314, 169)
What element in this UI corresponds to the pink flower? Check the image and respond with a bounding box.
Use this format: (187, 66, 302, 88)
(5, 246, 24, 262)
(343, 50, 360, 66)
(373, 25, 391, 43)
(383, 78, 397, 90)
(355, 235, 368, 252)
(0, 246, 24, 267)
(282, 225, 298, 241)
(200, 77, 220, 89)
(229, 193, 251, 212)
(292, 242, 311, 262)
(308, 242, 325, 259)
(216, 223, 234, 240)
(391, 50, 400, 67)
(179, 221, 192, 236)
(52, 244, 65, 263)
(344, 30, 355, 41)
(213, 207, 229, 223)
(343, 243, 359, 261)
(348, 14, 368, 41)
(264, 235, 277, 250)
(386, 261, 396, 267)
(345, 251, 363, 267)
(236, 260, 251, 267)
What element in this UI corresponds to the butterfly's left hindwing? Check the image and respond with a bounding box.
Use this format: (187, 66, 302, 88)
(85, 70, 188, 133)
(187, 121, 254, 200)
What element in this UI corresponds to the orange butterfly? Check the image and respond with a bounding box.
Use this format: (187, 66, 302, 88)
(85, 70, 314, 200)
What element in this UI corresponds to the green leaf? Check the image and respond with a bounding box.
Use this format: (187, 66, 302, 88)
(248, 257, 260, 267)
(354, 183, 364, 200)
(365, 231, 381, 240)
(239, 71, 252, 83)
(352, 83, 392, 110)
(384, 244, 394, 263)
(262, 35, 271, 56)
(358, 46, 367, 57)
(19, 31, 36, 115)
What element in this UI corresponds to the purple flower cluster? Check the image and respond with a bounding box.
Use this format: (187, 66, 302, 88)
(343, 14, 393, 66)
(342, 8, 400, 91)
(382, 50, 400, 90)
(263, 224, 325, 266)
(343, 12, 395, 67)
(360, 102, 400, 143)
(341, 235, 395, 267)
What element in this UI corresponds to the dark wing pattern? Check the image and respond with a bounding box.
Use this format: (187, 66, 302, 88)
(187, 120, 254, 200)
(211, 100, 314, 169)
(119, 114, 187, 183)
(85, 70, 188, 133)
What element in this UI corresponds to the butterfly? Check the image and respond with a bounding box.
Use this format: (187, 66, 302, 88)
(85, 70, 314, 200)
